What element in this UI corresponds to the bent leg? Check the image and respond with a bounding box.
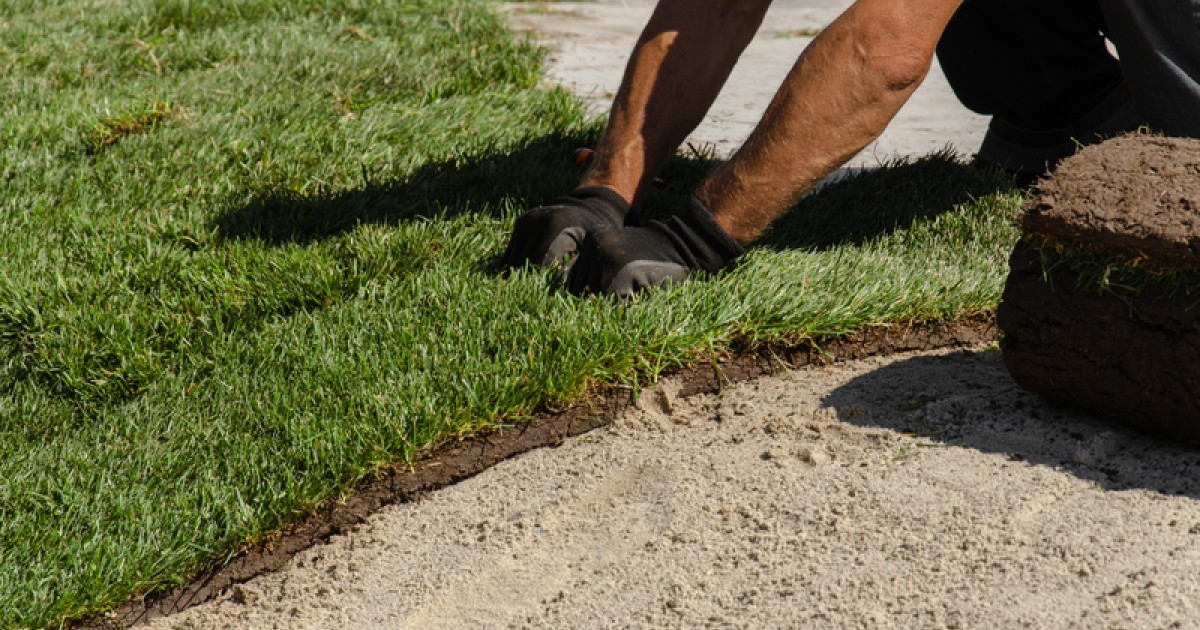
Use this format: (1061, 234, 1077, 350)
(936, 0, 1142, 174)
(1099, 0, 1200, 136)
(581, 0, 773, 208)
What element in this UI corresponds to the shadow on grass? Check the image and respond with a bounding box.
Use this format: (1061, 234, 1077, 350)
(213, 134, 1015, 250)
(213, 131, 617, 246)
(823, 350, 1200, 500)
(755, 151, 1017, 251)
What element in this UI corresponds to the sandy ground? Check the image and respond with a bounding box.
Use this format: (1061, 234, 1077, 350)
(148, 348, 1200, 629)
(143, 3, 1200, 628)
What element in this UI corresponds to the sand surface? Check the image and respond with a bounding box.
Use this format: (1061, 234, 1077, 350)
(147, 348, 1200, 628)
(143, 3, 1200, 628)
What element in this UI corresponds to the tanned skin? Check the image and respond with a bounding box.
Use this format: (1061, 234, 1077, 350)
(579, 0, 965, 245)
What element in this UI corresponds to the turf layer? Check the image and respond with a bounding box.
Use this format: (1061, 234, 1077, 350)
(0, 1, 1021, 625)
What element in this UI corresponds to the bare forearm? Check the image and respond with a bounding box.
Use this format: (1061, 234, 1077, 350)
(582, 0, 772, 207)
(699, 0, 961, 244)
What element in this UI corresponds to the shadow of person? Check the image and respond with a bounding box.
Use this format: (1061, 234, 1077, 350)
(821, 349, 1200, 499)
(211, 127, 1016, 256)
(754, 150, 1016, 251)
(211, 132, 600, 246)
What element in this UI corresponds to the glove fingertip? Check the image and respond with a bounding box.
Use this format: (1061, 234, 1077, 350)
(541, 227, 587, 267)
(565, 267, 585, 295)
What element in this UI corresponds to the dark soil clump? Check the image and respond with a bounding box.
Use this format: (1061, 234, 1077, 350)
(1022, 134, 1200, 269)
(999, 134, 1200, 442)
(999, 241, 1200, 441)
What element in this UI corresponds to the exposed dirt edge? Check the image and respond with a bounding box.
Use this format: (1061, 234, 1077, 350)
(998, 240, 1200, 443)
(80, 312, 997, 629)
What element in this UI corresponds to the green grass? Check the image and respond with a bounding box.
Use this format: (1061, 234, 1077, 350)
(84, 100, 176, 155)
(0, 0, 1022, 626)
(1026, 235, 1200, 302)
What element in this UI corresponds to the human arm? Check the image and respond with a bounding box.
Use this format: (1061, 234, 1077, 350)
(502, 0, 773, 269)
(569, 0, 966, 295)
(699, 0, 965, 245)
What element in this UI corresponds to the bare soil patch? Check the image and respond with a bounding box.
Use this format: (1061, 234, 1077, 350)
(132, 342, 1200, 629)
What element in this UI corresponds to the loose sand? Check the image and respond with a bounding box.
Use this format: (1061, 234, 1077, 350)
(141, 3, 1200, 628)
(147, 348, 1200, 628)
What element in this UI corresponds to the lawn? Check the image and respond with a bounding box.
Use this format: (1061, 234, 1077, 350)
(0, 0, 1021, 626)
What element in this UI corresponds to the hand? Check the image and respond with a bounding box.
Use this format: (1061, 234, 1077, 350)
(567, 197, 744, 296)
(501, 186, 631, 268)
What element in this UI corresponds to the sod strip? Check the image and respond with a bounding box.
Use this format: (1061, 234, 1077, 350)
(0, 0, 1022, 626)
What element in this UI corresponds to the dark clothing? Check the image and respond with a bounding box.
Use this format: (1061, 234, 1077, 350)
(936, 0, 1200, 172)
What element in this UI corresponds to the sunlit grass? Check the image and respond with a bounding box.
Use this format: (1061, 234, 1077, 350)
(0, 0, 1022, 625)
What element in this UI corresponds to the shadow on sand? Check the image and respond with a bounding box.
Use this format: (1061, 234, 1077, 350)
(823, 349, 1200, 499)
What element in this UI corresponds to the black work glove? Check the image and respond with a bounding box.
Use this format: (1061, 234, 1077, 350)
(567, 197, 745, 296)
(501, 186, 632, 268)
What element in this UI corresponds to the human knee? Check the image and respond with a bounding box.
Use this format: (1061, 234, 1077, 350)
(1098, 0, 1200, 136)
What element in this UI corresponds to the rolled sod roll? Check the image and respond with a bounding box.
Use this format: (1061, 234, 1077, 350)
(997, 134, 1200, 443)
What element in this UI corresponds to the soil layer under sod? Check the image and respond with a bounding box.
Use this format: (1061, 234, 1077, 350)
(998, 134, 1200, 443)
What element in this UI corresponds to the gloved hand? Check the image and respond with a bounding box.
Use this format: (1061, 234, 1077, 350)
(501, 186, 632, 268)
(566, 196, 745, 296)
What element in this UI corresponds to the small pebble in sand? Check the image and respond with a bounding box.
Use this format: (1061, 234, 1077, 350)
(798, 445, 830, 465)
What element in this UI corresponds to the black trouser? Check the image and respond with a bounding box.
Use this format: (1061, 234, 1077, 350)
(936, 0, 1131, 169)
(937, 0, 1200, 171)
(938, 0, 1122, 132)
